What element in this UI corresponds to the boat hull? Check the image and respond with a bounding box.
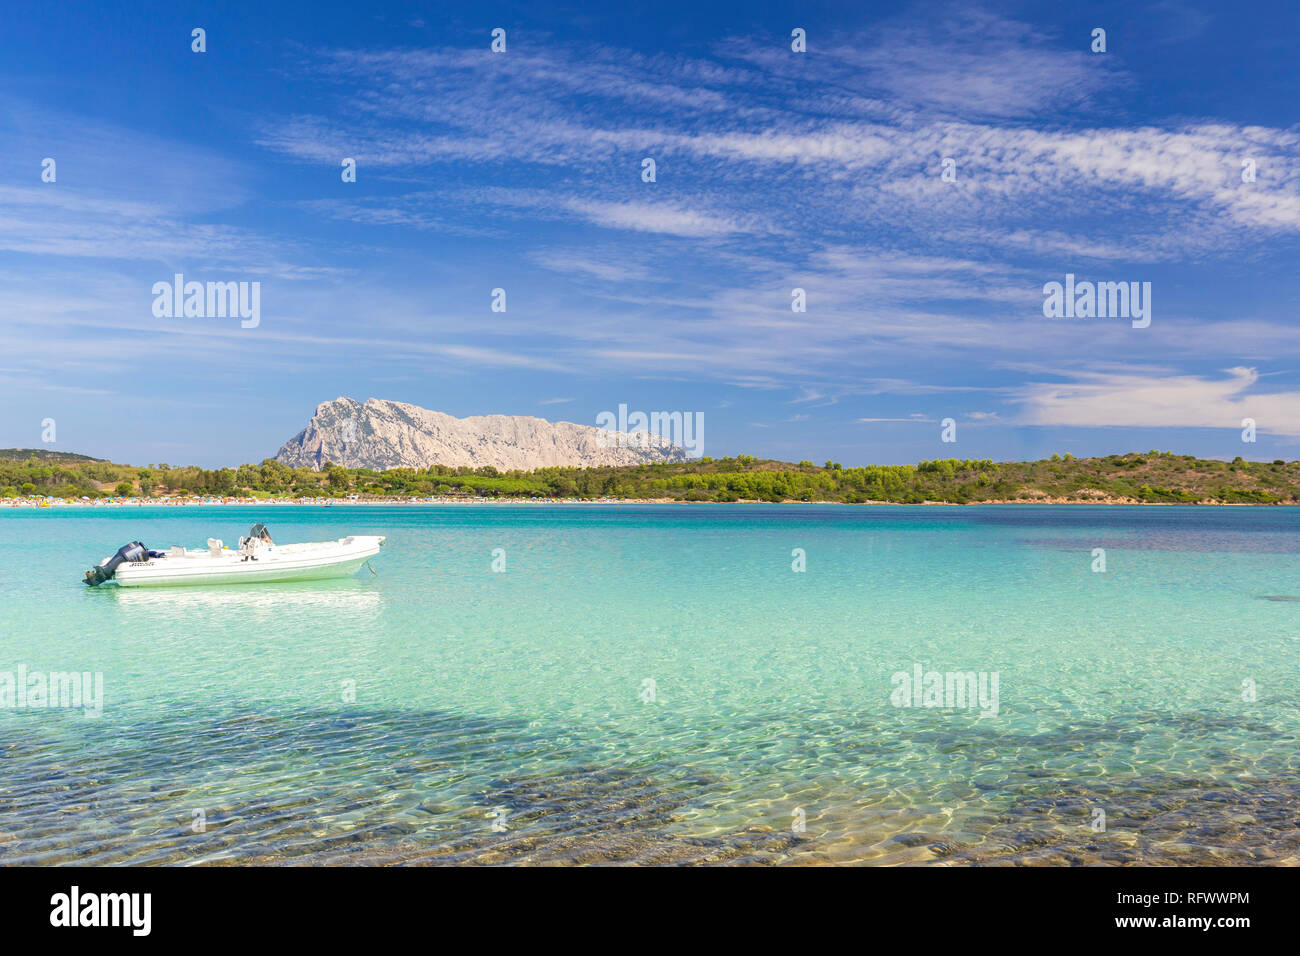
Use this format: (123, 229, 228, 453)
(111, 536, 385, 588)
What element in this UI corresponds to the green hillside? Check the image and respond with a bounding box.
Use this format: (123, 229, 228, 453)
(0, 448, 107, 463)
(2, 450, 1298, 503)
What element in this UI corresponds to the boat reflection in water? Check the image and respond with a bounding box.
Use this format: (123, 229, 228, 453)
(111, 578, 384, 619)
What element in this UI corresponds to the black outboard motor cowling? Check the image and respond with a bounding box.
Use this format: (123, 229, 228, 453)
(84, 541, 150, 586)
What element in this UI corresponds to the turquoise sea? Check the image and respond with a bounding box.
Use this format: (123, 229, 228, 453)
(2, 504, 1298, 865)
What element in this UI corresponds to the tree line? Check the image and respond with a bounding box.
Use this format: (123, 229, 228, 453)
(2, 451, 1297, 504)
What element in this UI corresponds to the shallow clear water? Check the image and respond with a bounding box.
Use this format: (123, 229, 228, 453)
(2, 504, 1298, 865)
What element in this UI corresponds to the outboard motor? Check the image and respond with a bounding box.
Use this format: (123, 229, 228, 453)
(84, 541, 150, 586)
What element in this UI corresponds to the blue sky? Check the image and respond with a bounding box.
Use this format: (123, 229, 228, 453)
(2, 0, 1298, 467)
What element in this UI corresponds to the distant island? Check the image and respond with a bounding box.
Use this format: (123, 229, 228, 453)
(276, 397, 688, 471)
(0, 448, 106, 464)
(1, 449, 1295, 504)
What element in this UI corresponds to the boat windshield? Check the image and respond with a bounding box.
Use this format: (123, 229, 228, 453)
(240, 523, 275, 552)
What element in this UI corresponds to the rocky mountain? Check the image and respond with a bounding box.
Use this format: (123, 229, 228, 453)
(275, 397, 690, 471)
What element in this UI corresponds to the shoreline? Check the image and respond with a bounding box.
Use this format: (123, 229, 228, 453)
(2, 496, 1288, 508)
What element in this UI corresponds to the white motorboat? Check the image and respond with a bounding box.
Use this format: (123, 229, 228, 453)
(84, 523, 385, 587)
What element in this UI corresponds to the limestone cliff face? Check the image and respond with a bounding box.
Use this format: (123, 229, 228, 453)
(275, 397, 688, 471)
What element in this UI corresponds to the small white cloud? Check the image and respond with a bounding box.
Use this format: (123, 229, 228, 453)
(1015, 366, 1300, 435)
(528, 250, 651, 282)
(559, 198, 752, 237)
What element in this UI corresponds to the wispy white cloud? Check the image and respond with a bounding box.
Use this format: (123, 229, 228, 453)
(857, 414, 934, 423)
(559, 198, 756, 237)
(1013, 366, 1300, 435)
(727, 7, 1120, 119)
(527, 250, 652, 282)
(254, 16, 1300, 254)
